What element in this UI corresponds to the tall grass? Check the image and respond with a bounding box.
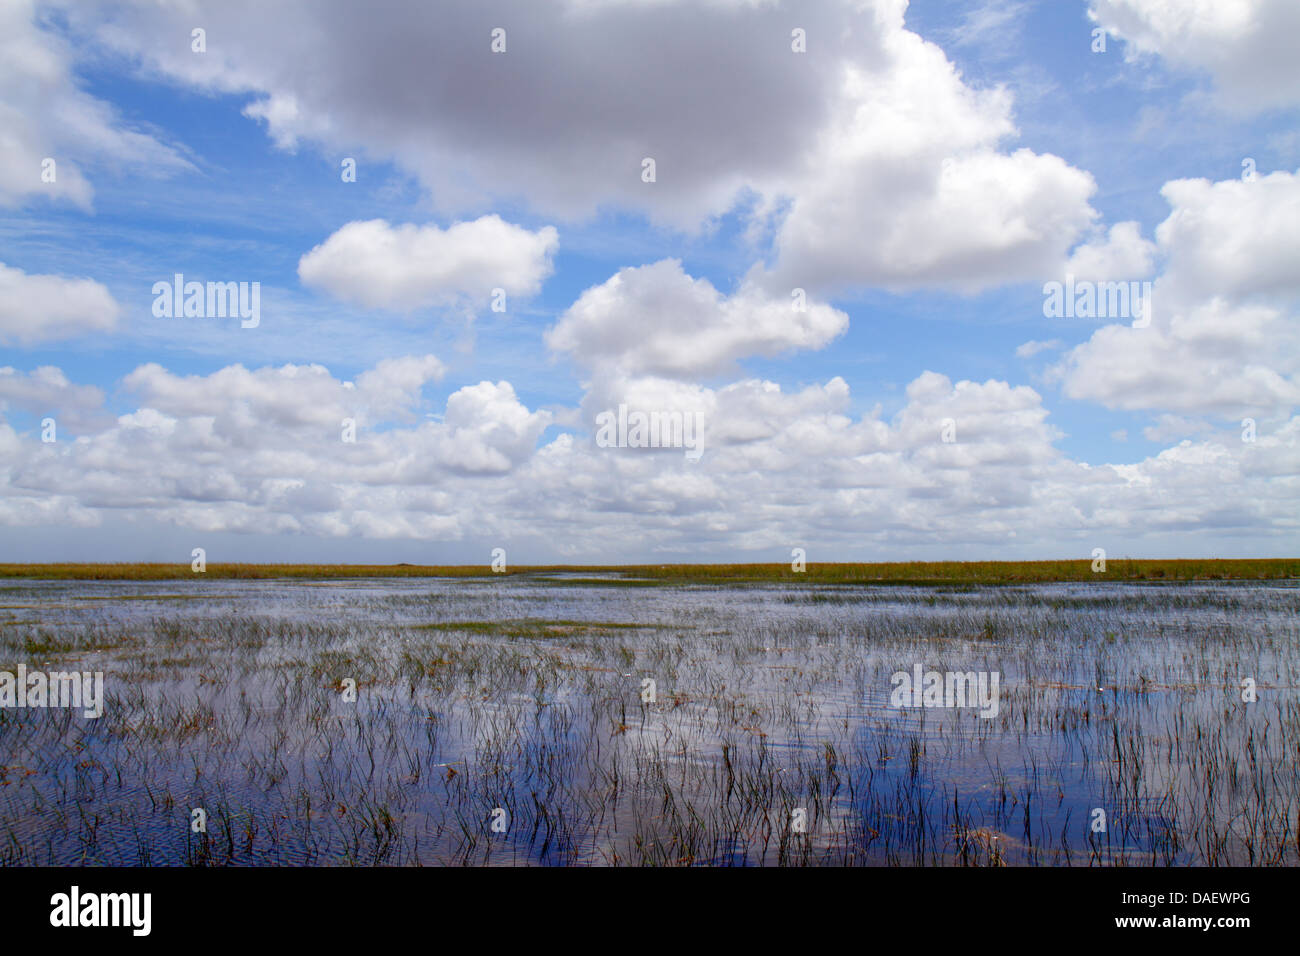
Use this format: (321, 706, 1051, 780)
(1, 558, 1296, 584)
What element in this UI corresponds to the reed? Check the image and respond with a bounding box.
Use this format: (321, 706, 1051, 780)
(1, 558, 1296, 583)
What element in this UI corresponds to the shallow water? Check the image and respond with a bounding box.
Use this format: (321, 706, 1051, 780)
(1, 575, 1296, 866)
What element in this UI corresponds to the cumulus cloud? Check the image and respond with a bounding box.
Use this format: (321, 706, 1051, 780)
(548, 259, 848, 379)
(758, 25, 1100, 293)
(0, 0, 189, 209)
(0, 357, 507, 536)
(1153, 171, 1300, 302)
(1089, 0, 1300, 110)
(0, 366, 107, 432)
(121, 355, 446, 435)
(8, 0, 1296, 557)
(1054, 170, 1300, 425)
(68, 0, 1105, 293)
(430, 380, 553, 474)
(297, 216, 558, 311)
(894, 371, 1063, 465)
(1065, 221, 1158, 282)
(5, 357, 1296, 556)
(66, 0, 850, 223)
(0, 262, 121, 345)
(1057, 298, 1300, 418)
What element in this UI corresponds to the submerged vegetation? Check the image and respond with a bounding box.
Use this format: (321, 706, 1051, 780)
(0, 575, 1296, 866)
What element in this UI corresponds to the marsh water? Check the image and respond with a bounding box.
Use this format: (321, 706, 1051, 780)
(1, 575, 1296, 866)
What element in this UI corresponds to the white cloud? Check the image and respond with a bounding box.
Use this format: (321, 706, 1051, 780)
(1089, 0, 1300, 110)
(1065, 221, 1157, 282)
(72, 0, 1104, 293)
(950, 0, 1033, 52)
(1054, 170, 1300, 424)
(6, 0, 1296, 557)
(354, 356, 448, 416)
(1015, 339, 1062, 358)
(121, 355, 445, 436)
(0, 262, 120, 345)
(297, 216, 558, 312)
(430, 380, 553, 474)
(548, 259, 848, 378)
(0, 365, 107, 431)
(1057, 298, 1300, 419)
(3, 357, 1297, 553)
(1154, 171, 1300, 302)
(0, 0, 189, 209)
(892, 371, 1063, 467)
(1142, 414, 1213, 443)
(760, 23, 1100, 293)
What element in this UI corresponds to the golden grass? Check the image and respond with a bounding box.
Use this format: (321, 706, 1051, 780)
(0, 559, 1295, 584)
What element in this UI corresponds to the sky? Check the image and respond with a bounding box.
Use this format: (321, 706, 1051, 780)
(1, 0, 1297, 564)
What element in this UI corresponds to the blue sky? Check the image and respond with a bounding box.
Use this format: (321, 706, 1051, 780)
(2, 0, 1298, 563)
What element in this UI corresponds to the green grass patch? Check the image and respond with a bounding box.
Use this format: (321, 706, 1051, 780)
(411, 619, 657, 639)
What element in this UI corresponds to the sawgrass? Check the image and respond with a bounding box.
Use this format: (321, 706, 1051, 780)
(1, 558, 1295, 584)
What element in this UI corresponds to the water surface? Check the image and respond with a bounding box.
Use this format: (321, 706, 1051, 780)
(1, 575, 1295, 866)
